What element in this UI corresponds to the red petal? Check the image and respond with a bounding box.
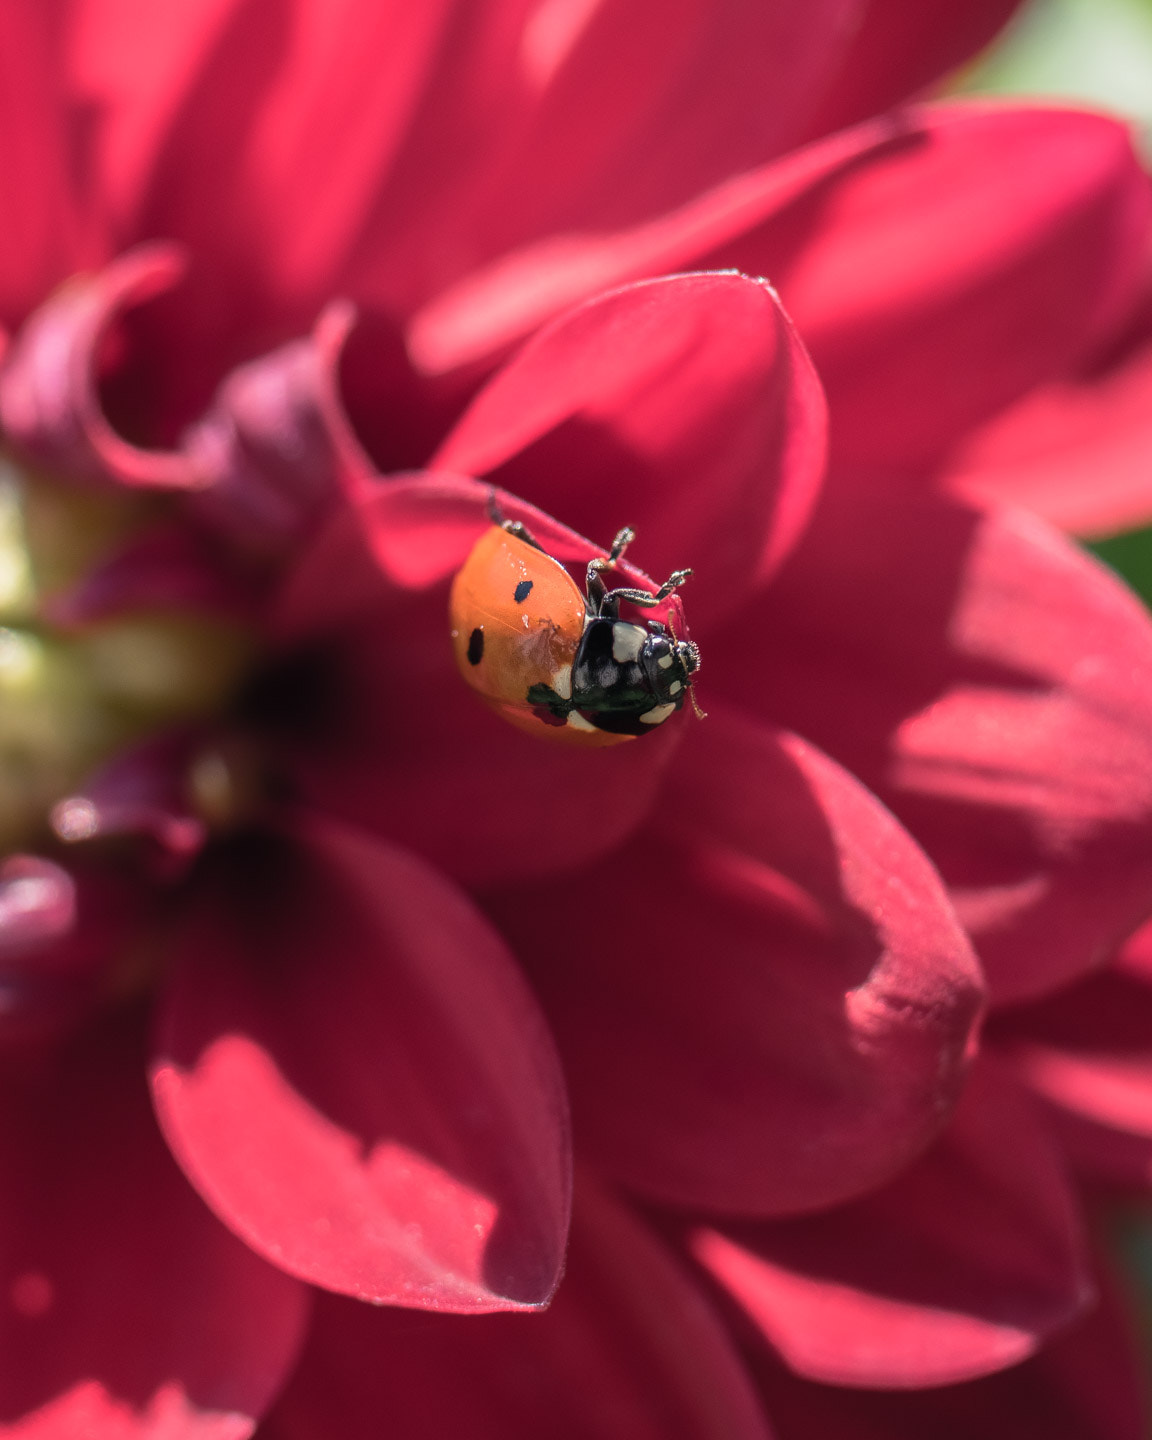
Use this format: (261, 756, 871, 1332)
(721, 105, 1152, 473)
(151, 815, 571, 1312)
(0, 246, 209, 489)
(689, 1058, 1091, 1387)
(0, 1010, 308, 1438)
(0, 2, 91, 325)
(993, 923, 1152, 1190)
(434, 273, 827, 628)
(722, 488, 1152, 1003)
(748, 1257, 1146, 1440)
(944, 300, 1152, 536)
(804, 0, 1026, 136)
(260, 1177, 773, 1440)
(489, 709, 984, 1215)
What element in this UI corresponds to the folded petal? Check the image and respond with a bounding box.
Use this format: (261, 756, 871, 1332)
(689, 1058, 1091, 1387)
(260, 1177, 773, 1440)
(747, 1260, 1146, 1440)
(720, 488, 1152, 1003)
(0, 246, 209, 489)
(992, 922, 1152, 1191)
(151, 815, 571, 1312)
(943, 297, 1152, 536)
(434, 273, 827, 628)
(489, 709, 984, 1216)
(0, 1009, 309, 1438)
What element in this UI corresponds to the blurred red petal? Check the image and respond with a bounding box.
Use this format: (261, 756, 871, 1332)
(260, 1177, 773, 1440)
(151, 816, 571, 1312)
(0, 246, 209, 490)
(690, 1058, 1091, 1387)
(993, 923, 1152, 1190)
(490, 710, 984, 1215)
(717, 105, 1152, 473)
(723, 489, 1152, 1003)
(804, 0, 1026, 136)
(434, 273, 826, 629)
(0, 1011, 309, 1438)
(748, 1260, 1146, 1440)
(0, 2, 91, 324)
(944, 297, 1152, 536)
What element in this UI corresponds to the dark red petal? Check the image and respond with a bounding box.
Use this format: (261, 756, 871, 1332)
(689, 1058, 1091, 1387)
(0, 246, 209, 489)
(725, 488, 1152, 1004)
(803, 0, 1026, 136)
(719, 105, 1152, 473)
(0, 2, 91, 325)
(260, 1177, 773, 1440)
(992, 923, 1152, 1191)
(151, 815, 571, 1312)
(748, 1258, 1146, 1440)
(944, 302, 1152, 536)
(434, 273, 826, 628)
(0, 1010, 309, 1438)
(490, 709, 984, 1216)
(185, 304, 360, 556)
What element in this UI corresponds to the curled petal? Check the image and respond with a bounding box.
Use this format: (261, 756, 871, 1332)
(433, 273, 827, 629)
(0, 1010, 309, 1438)
(260, 1177, 773, 1440)
(689, 1059, 1091, 1387)
(151, 815, 571, 1311)
(720, 489, 1152, 1003)
(0, 246, 209, 489)
(490, 709, 984, 1215)
(993, 923, 1152, 1190)
(185, 303, 364, 556)
(748, 1259, 1146, 1440)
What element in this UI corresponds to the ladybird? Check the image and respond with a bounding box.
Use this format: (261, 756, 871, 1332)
(449, 502, 701, 746)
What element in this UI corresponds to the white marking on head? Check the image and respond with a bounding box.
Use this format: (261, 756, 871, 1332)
(566, 711, 598, 732)
(669, 681, 682, 695)
(639, 702, 676, 726)
(551, 664, 573, 700)
(612, 624, 646, 664)
(657, 653, 674, 669)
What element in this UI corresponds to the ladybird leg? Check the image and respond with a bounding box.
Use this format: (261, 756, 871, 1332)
(486, 489, 545, 551)
(585, 526, 639, 615)
(601, 568, 693, 609)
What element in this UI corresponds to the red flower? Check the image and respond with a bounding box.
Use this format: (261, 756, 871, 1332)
(0, 3, 1150, 1437)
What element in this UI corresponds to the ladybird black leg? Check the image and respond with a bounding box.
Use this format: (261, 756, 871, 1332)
(601, 567, 693, 609)
(486, 488, 544, 551)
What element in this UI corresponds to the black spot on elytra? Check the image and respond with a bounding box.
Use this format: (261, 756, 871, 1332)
(467, 628, 484, 666)
(514, 579, 534, 604)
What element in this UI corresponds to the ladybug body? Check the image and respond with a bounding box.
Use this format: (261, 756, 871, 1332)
(450, 511, 699, 746)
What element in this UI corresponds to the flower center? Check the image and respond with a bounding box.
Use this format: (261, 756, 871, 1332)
(0, 456, 252, 854)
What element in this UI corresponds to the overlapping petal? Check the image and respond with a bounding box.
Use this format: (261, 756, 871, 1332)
(489, 710, 984, 1215)
(434, 272, 827, 627)
(688, 1058, 1091, 1387)
(717, 488, 1152, 1002)
(748, 1262, 1146, 1440)
(259, 1178, 774, 1440)
(993, 921, 1152, 1190)
(0, 1010, 309, 1438)
(151, 814, 571, 1312)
